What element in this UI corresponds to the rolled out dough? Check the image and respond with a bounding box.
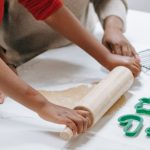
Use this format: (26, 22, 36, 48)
(39, 84, 126, 114)
(39, 85, 95, 109)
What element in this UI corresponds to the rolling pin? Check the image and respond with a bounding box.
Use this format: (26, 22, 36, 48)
(60, 66, 134, 140)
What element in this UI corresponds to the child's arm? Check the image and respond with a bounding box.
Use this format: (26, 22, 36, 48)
(19, 1, 140, 76)
(0, 58, 90, 134)
(44, 6, 141, 77)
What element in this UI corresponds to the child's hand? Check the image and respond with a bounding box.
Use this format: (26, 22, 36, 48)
(38, 102, 91, 135)
(105, 53, 141, 77)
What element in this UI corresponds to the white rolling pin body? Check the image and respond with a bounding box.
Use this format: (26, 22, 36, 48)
(60, 66, 134, 140)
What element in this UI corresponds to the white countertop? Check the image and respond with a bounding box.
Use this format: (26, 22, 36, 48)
(0, 10, 150, 150)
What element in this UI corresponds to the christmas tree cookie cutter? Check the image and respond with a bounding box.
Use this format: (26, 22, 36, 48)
(145, 127, 150, 137)
(135, 97, 150, 115)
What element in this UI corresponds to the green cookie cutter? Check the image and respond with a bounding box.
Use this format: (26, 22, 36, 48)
(118, 114, 143, 137)
(135, 97, 150, 115)
(145, 127, 150, 137)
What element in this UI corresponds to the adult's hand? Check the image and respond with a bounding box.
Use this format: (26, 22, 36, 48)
(103, 16, 140, 60)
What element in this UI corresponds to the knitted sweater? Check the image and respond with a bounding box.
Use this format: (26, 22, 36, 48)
(0, 0, 127, 66)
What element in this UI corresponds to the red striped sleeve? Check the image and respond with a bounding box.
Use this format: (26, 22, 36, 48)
(0, 0, 4, 24)
(19, 0, 63, 20)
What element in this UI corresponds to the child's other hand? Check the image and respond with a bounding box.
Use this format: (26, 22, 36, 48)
(105, 54, 141, 77)
(38, 102, 91, 135)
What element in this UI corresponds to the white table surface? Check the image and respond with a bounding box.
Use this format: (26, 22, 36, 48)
(1, 10, 150, 150)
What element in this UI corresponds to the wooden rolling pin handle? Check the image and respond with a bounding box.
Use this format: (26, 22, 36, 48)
(60, 127, 74, 140)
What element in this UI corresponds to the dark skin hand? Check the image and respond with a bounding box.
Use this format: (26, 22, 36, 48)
(103, 16, 140, 60)
(39, 103, 92, 134)
(105, 53, 141, 77)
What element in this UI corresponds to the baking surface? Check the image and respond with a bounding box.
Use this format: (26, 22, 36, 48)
(0, 10, 150, 149)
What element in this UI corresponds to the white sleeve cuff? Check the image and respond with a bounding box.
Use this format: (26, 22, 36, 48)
(97, 0, 128, 31)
